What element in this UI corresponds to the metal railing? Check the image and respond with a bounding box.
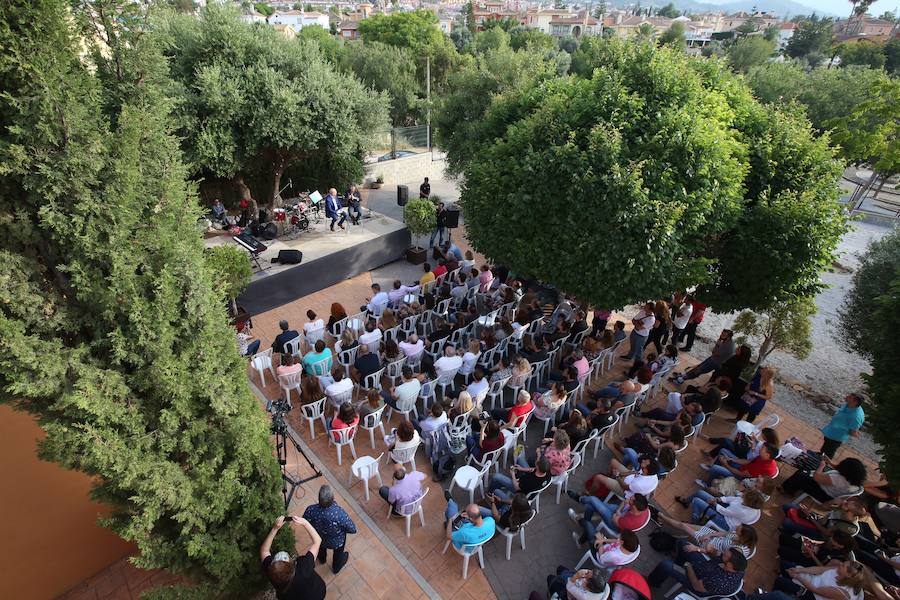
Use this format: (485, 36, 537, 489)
(365, 124, 431, 164)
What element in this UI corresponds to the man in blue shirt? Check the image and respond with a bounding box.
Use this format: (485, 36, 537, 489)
(443, 493, 496, 551)
(302, 485, 357, 574)
(821, 392, 866, 458)
(272, 320, 300, 356)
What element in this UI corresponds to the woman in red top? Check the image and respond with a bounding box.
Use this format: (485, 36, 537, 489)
(702, 443, 779, 482)
(329, 403, 359, 442)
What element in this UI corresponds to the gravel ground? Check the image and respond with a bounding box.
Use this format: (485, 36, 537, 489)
(658, 220, 892, 458)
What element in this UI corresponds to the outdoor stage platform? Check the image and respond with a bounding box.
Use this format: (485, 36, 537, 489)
(204, 209, 409, 315)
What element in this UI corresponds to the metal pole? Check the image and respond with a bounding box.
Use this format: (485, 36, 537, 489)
(426, 55, 431, 152)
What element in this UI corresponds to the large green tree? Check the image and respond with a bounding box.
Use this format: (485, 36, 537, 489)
(340, 41, 420, 126)
(0, 0, 287, 597)
(158, 5, 388, 211)
(839, 230, 900, 485)
(453, 40, 846, 310)
(785, 14, 835, 66)
(746, 62, 890, 133)
(727, 36, 775, 72)
(435, 45, 558, 176)
(836, 40, 886, 69)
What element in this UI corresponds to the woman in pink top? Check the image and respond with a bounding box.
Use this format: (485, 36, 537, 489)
(329, 402, 359, 442)
(478, 265, 494, 293)
(538, 428, 572, 476)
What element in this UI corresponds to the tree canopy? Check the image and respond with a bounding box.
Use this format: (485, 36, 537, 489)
(839, 230, 900, 486)
(0, 0, 286, 596)
(727, 36, 775, 72)
(785, 15, 835, 66)
(158, 5, 389, 210)
(448, 40, 846, 311)
(340, 41, 420, 126)
(836, 40, 887, 69)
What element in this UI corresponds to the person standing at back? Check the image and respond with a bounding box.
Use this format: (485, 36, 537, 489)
(820, 393, 866, 458)
(302, 485, 356, 574)
(429, 202, 446, 248)
(419, 177, 431, 199)
(260, 515, 327, 600)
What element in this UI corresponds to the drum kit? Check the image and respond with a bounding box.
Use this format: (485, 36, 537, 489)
(273, 193, 321, 239)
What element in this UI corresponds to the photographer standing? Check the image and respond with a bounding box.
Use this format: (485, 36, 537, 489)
(260, 515, 326, 600)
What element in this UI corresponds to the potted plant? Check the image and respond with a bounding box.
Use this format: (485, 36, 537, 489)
(371, 174, 384, 189)
(204, 245, 253, 317)
(403, 198, 436, 264)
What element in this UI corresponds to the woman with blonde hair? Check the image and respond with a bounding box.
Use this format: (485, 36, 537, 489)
(460, 339, 481, 378)
(770, 561, 865, 600)
(335, 329, 357, 355)
(735, 366, 776, 423)
(378, 307, 398, 331)
(452, 390, 475, 420)
(508, 355, 531, 388)
(533, 381, 568, 423)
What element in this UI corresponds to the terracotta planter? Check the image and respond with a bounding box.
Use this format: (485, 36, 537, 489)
(406, 246, 427, 265)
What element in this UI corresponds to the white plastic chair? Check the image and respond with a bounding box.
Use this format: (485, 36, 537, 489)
(575, 542, 640, 570)
(499, 413, 533, 466)
(594, 418, 620, 457)
(308, 355, 333, 379)
(360, 405, 387, 449)
(551, 453, 582, 503)
(362, 367, 386, 394)
(436, 366, 461, 400)
(385, 390, 419, 423)
(338, 346, 358, 373)
(250, 348, 276, 385)
(441, 533, 493, 580)
(327, 388, 354, 412)
(605, 338, 626, 371)
(388, 487, 428, 537)
(497, 510, 537, 560)
(534, 400, 566, 437)
(278, 370, 303, 403)
(346, 312, 367, 339)
(525, 479, 552, 513)
(283, 337, 302, 359)
(449, 461, 492, 504)
(382, 325, 402, 346)
(384, 356, 407, 387)
(305, 326, 326, 349)
(389, 441, 420, 471)
(300, 398, 327, 439)
(348, 453, 383, 501)
(486, 376, 512, 410)
(330, 424, 358, 466)
(572, 429, 600, 466)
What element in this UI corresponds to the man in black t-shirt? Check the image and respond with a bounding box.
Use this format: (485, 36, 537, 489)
(260, 516, 327, 600)
(419, 177, 431, 198)
(488, 456, 551, 498)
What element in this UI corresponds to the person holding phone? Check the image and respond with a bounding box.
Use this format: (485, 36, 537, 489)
(260, 515, 326, 600)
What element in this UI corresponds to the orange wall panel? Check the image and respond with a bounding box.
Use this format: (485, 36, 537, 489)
(0, 405, 134, 599)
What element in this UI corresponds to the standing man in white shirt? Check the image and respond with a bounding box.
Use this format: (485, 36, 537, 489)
(672, 295, 694, 346)
(625, 301, 656, 362)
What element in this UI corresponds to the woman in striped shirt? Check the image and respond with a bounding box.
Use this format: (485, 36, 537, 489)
(659, 514, 758, 558)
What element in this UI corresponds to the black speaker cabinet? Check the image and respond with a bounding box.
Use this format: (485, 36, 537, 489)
(397, 184, 408, 207)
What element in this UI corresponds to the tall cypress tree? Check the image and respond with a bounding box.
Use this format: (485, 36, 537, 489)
(0, 1, 286, 596)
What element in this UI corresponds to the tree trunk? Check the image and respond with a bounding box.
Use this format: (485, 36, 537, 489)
(757, 334, 775, 367)
(233, 174, 258, 221)
(269, 153, 288, 212)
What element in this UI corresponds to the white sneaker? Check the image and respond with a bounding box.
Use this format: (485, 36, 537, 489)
(695, 479, 707, 488)
(567, 508, 580, 524)
(699, 463, 711, 471)
(571, 531, 583, 547)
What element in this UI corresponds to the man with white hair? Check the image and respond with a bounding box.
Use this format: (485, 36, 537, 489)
(399, 333, 424, 359)
(435, 345, 463, 379)
(324, 187, 346, 231)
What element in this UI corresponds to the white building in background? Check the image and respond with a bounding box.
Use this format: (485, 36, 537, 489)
(240, 11, 269, 25)
(269, 10, 331, 30)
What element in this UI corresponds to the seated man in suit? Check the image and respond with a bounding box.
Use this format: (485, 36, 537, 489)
(324, 187, 346, 232)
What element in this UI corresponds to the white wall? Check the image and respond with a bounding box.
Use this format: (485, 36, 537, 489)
(364, 152, 436, 185)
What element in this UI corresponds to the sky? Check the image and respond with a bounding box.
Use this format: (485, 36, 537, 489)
(796, 0, 897, 17)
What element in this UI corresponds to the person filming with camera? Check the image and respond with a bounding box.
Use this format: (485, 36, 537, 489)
(260, 514, 327, 600)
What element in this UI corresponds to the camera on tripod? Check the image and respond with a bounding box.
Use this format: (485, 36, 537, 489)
(267, 397, 293, 435)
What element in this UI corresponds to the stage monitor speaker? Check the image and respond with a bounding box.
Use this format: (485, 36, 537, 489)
(274, 249, 303, 264)
(397, 185, 408, 207)
(444, 207, 460, 229)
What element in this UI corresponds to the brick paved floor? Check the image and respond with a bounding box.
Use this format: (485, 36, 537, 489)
(59, 212, 881, 600)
